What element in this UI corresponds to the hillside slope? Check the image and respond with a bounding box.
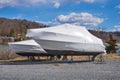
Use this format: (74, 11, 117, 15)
(89, 30, 120, 43)
(0, 17, 47, 36)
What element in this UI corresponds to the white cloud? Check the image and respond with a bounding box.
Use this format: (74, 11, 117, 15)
(63, 0, 94, 3)
(114, 25, 120, 31)
(52, 12, 104, 26)
(26, 0, 46, 4)
(0, 0, 20, 8)
(83, 0, 94, 3)
(0, 0, 96, 8)
(0, 0, 55, 8)
(53, 1, 60, 8)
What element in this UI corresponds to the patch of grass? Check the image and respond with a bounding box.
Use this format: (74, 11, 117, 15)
(105, 54, 120, 59)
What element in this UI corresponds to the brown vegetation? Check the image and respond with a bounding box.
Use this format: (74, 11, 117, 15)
(104, 54, 120, 59)
(0, 48, 19, 60)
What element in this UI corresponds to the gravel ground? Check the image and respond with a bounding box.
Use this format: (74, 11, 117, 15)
(0, 60, 120, 80)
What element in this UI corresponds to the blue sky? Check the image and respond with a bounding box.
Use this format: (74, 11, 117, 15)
(0, 0, 120, 31)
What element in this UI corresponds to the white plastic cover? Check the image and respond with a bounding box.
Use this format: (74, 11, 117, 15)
(26, 24, 106, 53)
(9, 39, 46, 53)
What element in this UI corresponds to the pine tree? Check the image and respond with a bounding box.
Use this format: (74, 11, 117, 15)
(106, 34, 117, 53)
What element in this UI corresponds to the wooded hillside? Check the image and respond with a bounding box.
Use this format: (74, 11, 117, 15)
(0, 17, 47, 36)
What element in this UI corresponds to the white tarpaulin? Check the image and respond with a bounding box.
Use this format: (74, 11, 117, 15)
(9, 39, 46, 53)
(26, 24, 106, 54)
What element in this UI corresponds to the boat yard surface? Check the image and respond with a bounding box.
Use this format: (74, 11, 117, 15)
(0, 59, 120, 80)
